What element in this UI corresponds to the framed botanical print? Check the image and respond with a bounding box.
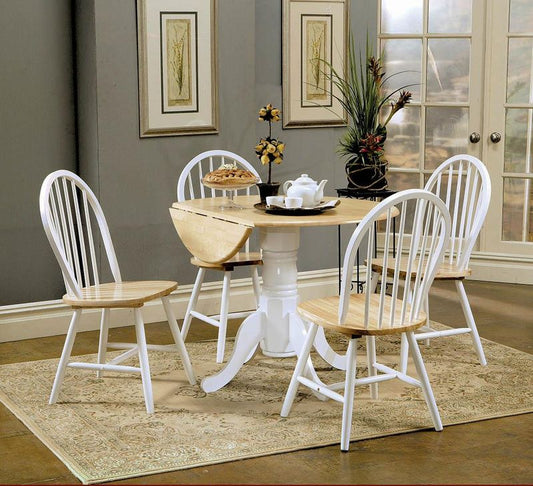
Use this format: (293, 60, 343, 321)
(282, 0, 348, 128)
(137, 0, 218, 137)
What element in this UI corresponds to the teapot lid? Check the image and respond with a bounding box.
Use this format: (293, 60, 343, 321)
(293, 174, 316, 185)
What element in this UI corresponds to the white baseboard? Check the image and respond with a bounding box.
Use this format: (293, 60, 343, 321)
(1, 256, 530, 343)
(469, 252, 533, 285)
(0, 269, 340, 343)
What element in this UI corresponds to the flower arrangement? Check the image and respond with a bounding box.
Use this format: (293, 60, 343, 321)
(255, 104, 284, 185)
(325, 36, 412, 189)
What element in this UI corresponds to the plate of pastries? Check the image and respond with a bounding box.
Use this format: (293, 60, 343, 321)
(202, 162, 259, 190)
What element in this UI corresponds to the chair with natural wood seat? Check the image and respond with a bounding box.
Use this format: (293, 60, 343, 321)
(281, 189, 451, 451)
(371, 154, 491, 368)
(40, 170, 196, 413)
(176, 150, 262, 363)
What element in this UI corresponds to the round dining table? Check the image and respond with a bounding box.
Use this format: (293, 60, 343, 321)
(170, 195, 384, 393)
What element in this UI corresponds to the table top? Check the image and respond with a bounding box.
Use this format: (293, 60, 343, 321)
(171, 195, 382, 228)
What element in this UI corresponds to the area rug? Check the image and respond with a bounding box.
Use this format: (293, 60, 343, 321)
(0, 323, 531, 484)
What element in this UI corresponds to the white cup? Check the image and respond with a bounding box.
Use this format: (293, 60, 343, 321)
(266, 196, 285, 207)
(284, 196, 303, 209)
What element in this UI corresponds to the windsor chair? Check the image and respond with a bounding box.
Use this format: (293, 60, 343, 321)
(176, 150, 262, 363)
(371, 154, 491, 369)
(40, 170, 196, 413)
(281, 189, 451, 451)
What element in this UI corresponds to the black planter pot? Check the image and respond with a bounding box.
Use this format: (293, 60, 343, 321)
(346, 159, 388, 191)
(256, 182, 281, 203)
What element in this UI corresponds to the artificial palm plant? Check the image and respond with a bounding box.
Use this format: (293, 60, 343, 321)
(327, 37, 412, 189)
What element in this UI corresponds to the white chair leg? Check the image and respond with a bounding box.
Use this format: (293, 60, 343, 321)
(399, 333, 409, 374)
(96, 308, 110, 379)
(251, 266, 261, 308)
(161, 296, 196, 385)
(133, 308, 154, 414)
(424, 294, 431, 347)
(216, 271, 231, 363)
(49, 309, 82, 404)
(366, 336, 378, 399)
(456, 280, 487, 366)
(181, 268, 206, 340)
(406, 331, 442, 431)
(341, 337, 358, 452)
(281, 323, 318, 417)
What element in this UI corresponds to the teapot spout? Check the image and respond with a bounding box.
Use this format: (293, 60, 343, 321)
(318, 179, 327, 191)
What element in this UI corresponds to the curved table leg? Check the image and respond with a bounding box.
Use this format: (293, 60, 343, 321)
(313, 326, 347, 370)
(201, 311, 264, 393)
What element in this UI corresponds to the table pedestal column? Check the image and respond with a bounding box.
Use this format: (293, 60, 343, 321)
(201, 225, 345, 393)
(259, 227, 300, 357)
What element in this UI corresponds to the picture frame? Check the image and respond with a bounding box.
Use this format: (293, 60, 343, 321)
(282, 0, 349, 128)
(137, 0, 218, 137)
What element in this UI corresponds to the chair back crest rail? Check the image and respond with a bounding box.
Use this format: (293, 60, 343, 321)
(40, 170, 121, 299)
(340, 189, 451, 330)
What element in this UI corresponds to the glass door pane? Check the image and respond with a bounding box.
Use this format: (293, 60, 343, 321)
(503, 1, 533, 244)
(378, 0, 480, 192)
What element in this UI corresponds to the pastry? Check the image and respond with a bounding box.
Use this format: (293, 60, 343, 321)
(202, 162, 258, 186)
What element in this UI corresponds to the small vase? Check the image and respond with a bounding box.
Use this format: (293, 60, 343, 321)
(346, 156, 388, 191)
(256, 182, 281, 203)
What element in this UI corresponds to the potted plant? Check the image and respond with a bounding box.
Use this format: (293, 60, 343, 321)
(255, 103, 285, 202)
(326, 37, 412, 190)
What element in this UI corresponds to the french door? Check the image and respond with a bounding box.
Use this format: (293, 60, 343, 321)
(378, 0, 533, 280)
(484, 0, 533, 255)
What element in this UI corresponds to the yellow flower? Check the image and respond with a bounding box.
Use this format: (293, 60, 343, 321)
(259, 108, 267, 117)
(273, 157, 283, 164)
(266, 103, 273, 110)
(261, 154, 270, 165)
(266, 143, 276, 153)
(277, 143, 285, 153)
(255, 143, 264, 152)
(271, 109, 280, 117)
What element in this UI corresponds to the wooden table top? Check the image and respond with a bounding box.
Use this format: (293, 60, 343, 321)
(171, 195, 383, 228)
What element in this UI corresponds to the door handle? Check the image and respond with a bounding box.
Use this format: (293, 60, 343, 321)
(469, 132, 481, 143)
(490, 132, 502, 143)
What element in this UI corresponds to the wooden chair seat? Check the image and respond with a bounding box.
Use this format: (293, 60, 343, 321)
(298, 294, 426, 337)
(190, 252, 263, 271)
(63, 281, 178, 308)
(370, 258, 471, 280)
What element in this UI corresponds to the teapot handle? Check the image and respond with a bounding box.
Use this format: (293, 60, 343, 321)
(282, 180, 293, 195)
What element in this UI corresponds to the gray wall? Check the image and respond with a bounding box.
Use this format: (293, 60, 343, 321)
(0, 0, 377, 306)
(0, 0, 76, 305)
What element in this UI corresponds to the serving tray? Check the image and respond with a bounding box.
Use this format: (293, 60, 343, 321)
(254, 199, 340, 216)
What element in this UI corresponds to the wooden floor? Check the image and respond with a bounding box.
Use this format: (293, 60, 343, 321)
(1, 280, 532, 484)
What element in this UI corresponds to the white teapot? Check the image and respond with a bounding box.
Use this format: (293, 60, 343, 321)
(283, 174, 327, 207)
